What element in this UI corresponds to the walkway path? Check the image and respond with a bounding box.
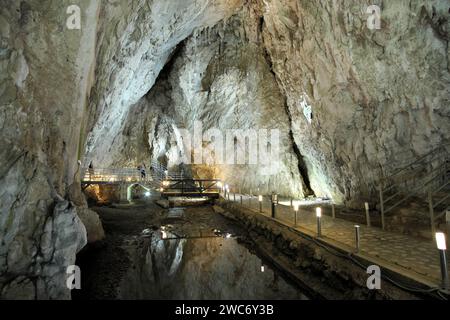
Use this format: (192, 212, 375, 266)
(222, 192, 448, 290)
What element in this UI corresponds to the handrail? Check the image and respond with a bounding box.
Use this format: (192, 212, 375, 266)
(380, 144, 449, 193)
(433, 180, 450, 194)
(383, 190, 402, 204)
(422, 169, 448, 189)
(378, 142, 449, 230)
(381, 163, 448, 212)
(81, 160, 189, 186)
(428, 176, 450, 235)
(380, 143, 449, 186)
(384, 193, 414, 214)
(381, 158, 443, 194)
(433, 194, 450, 208)
(161, 179, 222, 197)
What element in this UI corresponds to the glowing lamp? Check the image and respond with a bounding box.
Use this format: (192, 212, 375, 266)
(436, 232, 447, 250)
(316, 207, 322, 237)
(316, 207, 322, 218)
(435, 232, 449, 290)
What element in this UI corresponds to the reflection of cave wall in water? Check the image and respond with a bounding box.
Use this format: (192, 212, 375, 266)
(119, 233, 307, 299)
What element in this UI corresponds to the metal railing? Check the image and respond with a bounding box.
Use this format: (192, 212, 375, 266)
(81, 168, 148, 183)
(150, 160, 185, 181)
(81, 160, 188, 189)
(161, 179, 221, 198)
(381, 144, 449, 186)
(378, 143, 449, 230)
(427, 159, 450, 234)
(150, 160, 167, 181)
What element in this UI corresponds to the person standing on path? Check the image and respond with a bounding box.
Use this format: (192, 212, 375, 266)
(139, 163, 146, 181)
(88, 161, 94, 180)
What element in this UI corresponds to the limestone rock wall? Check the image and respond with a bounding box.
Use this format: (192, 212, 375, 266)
(90, 11, 310, 197)
(257, 0, 450, 204)
(162, 15, 308, 196)
(0, 0, 241, 299)
(84, 0, 243, 167)
(90, 0, 449, 204)
(1, 0, 449, 299)
(0, 0, 100, 299)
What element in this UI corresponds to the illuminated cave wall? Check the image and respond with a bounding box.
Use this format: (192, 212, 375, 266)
(86, 0, 450, 205)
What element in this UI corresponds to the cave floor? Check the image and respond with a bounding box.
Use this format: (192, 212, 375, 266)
(223, 194, 448, 289)
(72, 201, 162, 299)
(72, 199, 310, 300)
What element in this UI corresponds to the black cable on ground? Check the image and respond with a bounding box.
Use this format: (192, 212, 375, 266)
(296, 226, 447, 299)
(226, 200, 449, 299)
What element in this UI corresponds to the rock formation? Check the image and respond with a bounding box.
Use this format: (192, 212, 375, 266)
(1, 0, 449, 299)
(0, 0, 241, 299)
(86, 0, 450, 204)
(258, 0, 450, 204)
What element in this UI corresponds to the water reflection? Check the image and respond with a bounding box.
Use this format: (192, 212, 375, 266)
(213, 228, 233, 239)
(119, 229, 308, 300)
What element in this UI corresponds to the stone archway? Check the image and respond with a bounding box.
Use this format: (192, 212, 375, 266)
(127, 183, 151, 201)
